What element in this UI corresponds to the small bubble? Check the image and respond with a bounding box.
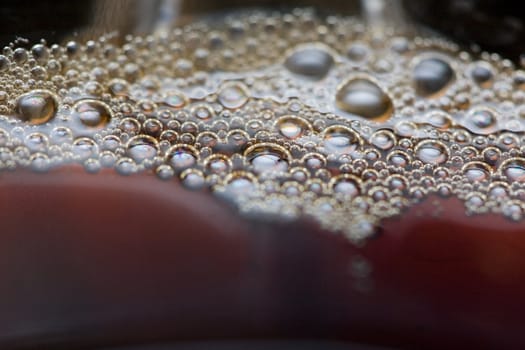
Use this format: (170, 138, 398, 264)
(50, 126, 73, 144)
(482, 147, 501, 165)
(223, 173, 256, 195)
(156, 164, 175, 180)
(501, 158, 525, 182)
(275, 115, 312, 139)
(331, 175, 361, 197)
(25, 132, 48, 152)
(346, 43, 368, 61)
(84, 158, 101, 173)
(166, 144, 198, 171)
(502, 201, 523, 221)
(284, 45, 334, 79)
(127, 135, 159, 163)
(162, 91, 188, 109)
(387, 151, 410, 168)
(322, 125, 362, 155)
(245, 143, 290, 174)
(108, 79, 130, 97)
(72, 100, 112, 129)
(467, 107, 497, 132)
(489, 183, 509, 199)
(180, 169, 205, 190)
(13, 48, 28, 64)
(370, 129, 396, 151)
(72, 137, 99, 160)
(426, 112, 452, 130)
(302, 153, 326, 170)
(471, 62, 493, 87)
(119, 117, 141, 134)
(413, 57, 455, 97)
(30, 153, 50, 173)
(217, 82, 249, 109)
(192, 104, 214, 121)
(16, 90, 58, 124)
(336, 78, 393, 121)
(0, 55, 10, 72)
(463, 162, 491, 182)
(415, 140, 449, 165)
(31, 44, 49, 63)
(208, 155, 230, 174)
(115, 157, 137, 176)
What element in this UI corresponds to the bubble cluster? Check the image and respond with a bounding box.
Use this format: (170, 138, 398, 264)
(1, 9, 525, 243)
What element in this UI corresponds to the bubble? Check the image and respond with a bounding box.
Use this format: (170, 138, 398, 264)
(205, 154, 231, 174)
(502, 201, 524, 221)
(412, 57, 455, 97)
(489, 182, 509, 199)
(85, 81, 104, 96)
(462, 162, 491, 182)
(331, 175, 361, 197)
(163, 91, 188, 109)
(192, 104, 214, 121)
(127, 135, 159, 163)
(50, 126, 73, 144)
(100, 151, 117, 168)
(467, 107, 497, 132)
(223, 172, 257, 195)
(482, 147, 501, 165)
(25, 132, 49, 152)
(0, 129, 9, 146)
(501, 158, 525, 182)
(370, 129, 396, 151)
(15, 90, 58, 124)
(108, 79, 130, 97)
(65, 41, 79, 57)
(322, 125, 362, 155)
(466, 193, 485, 210)
(217, 82, 249, 109)
(30, 153, 50, 173)
(13, 48, 28, 64)
(72, 100, 112, 128)
(387, 151, 410, 168)
(275, 115, 312, 139)
(388, 175, 408, 192)
(166, 144, 198, 171)
(302, 153, 327, 170)
(471, 62, 493, 87)
(335, 78, 393, 121)
(0, 55, 10, 72)
(84, 158, 101, 173)
(415, 140, 449, 165)
(72, 137, 99, 160)
(119, 118, 141, 134)
(284, 45, 334, 79)
(244, 143, 290, 174)
(156, 164, 175, 180)
(222, 129, 249, 153)
(346, 43, 369, 61)
(498, 133, 520, 151)
(394, 121, 418, 137)
(143, 118, 163, 137)
(180, 169, 205, 190)
(196, 131, 219, 148)
(115, 158, 137, 176)
(426, 112, 452, 130)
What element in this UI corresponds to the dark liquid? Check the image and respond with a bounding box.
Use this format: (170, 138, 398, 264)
(1, 5, 525, 350)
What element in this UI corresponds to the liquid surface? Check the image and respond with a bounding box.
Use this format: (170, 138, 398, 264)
(1, 8, 525, 243)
